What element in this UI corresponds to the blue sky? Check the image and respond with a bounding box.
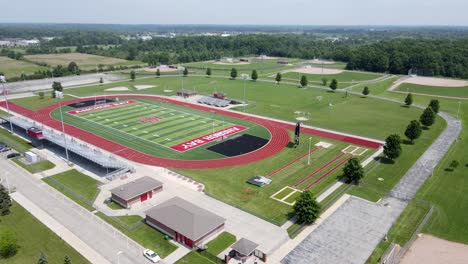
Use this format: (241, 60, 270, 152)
(4, 0, 468, 25)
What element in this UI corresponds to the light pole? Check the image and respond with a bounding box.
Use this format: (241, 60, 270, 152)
(241, 74, 249, 112)
(457, 101, 462, 120)
(56, 91, 70, 162)
(307, 137, 313, 165)
(117, 251, 123, 264)
(0, 75, 14, 133)
(2, 171, 11, 195)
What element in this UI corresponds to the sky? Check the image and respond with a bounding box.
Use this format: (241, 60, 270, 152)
(4, 0, 468, 26)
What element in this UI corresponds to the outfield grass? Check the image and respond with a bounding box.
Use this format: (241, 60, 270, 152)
(396, 83, 468, 98)
(12, 158, 55, 173)
(366, 201, 430, 263)
(95, 213, 177, 258)
(281, 71, 383, 84)
(175, 251, 215, 264)
(42, 170, 100, 211)
(0, 127, 33, 153)
(0, 203, 89, 264)
(206, 232, 236, 256)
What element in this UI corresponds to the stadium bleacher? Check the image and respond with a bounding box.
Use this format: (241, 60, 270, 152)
(197, 96, 231, 107)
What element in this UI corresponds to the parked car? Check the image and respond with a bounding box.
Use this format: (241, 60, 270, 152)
(6, 153, 20, 159)
(0, 147, 11, 152)
(143, 249, 161, 263)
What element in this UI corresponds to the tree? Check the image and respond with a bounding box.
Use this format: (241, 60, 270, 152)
(383, 134, 402, 160)
(0, 185, 12, 216)
(130, 70, 136, 81)
(63, 255, 72, 264)
(67, 62, 79, 74)
(0, 229, 18, 258)
(37, 252, 48, 264)
(343, 158, 365, 183)
(329, 79, 338, 91)
(405, 93, 413, 106)
(293, 190, 321, 224)
(300, 75, 308, 87)
(99, 77, 103, 84)
(38, 91, 45, 99)
(230, 68, 237, 79)
(156, 68, 161, 78)
(405, 120, 422, 143)
(420, 107, 436, 127)
(51, 81, 63, 98)
(251, 69, 258, 81)
(206, 68, 211, 77)
(428, 99, 440, 113)
(321, 77, 328, 86)
(275, 72, 282, 83)
(183, 67, 188, 77)
(362, 86, 370, 96)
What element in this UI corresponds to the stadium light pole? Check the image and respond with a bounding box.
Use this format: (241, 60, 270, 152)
(307, 137, 313, 165)
(56, 91, 70, 162)
(0, 75, 14, 133)
(241, 74, 249, 112)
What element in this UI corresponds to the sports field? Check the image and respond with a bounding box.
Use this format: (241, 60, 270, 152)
(281, 70, 384, 84)
(52, 98, 270, 160)
(396, 83, 468, 98)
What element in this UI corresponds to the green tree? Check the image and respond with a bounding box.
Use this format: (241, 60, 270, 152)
(230, 68, 237, 79)
(38, 91, 45, 99)
(130, 70, 136, 82)
(329, 79, 338, 91)
(405, 120, 422, 143)
(321, 77, 328, 86)
(99, 77, 103, 84)
(183, 67, 188, 77)
(275, 72, 282, 83)
(343, 157, 365, 183)
(0, 185, 12, 216)
(362, 86, 370, 96)
(156, 68, 161, 77)
(300, 75, 308, 87)
(37, 252, 48, 264)
(64, 255, 72, 264)
(0, 229, 18, 258)
(383, 134, 402, 160)
(251, 69, 258, 81)
(206, 68, 211, 77)
(293, 190, 321, 224)
(428, 99, 440, 113)
(420, 107, 436, 127)
(51, 81, 63, 98)
(405, 93, 413, 106)
(67, 61, 79, 74)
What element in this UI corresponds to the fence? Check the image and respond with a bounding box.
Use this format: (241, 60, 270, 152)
(198, 249, 225, 264)
(43, 176, 99, 210)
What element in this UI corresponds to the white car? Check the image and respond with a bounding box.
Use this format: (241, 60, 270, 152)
(143, 249, 161, 263)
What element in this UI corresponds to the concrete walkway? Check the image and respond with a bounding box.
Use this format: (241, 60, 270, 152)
(11, 192, 110, 264)
(163, 245, 191, 264)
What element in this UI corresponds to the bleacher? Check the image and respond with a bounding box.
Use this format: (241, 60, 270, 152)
(197, 96, 231, 107)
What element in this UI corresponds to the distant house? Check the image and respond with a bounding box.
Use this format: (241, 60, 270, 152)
(110, 176, 163, 208)
(145, 197, 225, 248)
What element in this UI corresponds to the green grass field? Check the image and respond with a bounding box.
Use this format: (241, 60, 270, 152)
(175, 251, 215, 264)
(0, 127, 33, 153)
(396, 83, 468, 98)
(11, 94, 74, 110)
(0, 56, 48, 77)
(12, 158, 55, 174)
(206, 232, 236, 256)
(0, 203, 89, 264)
(52, 98, 270, 160)
(281, 71, 383, 84)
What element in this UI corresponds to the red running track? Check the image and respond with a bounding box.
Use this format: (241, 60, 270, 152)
(293, 152, 346, 187)
(267, 147, 320, 178)
(0, 94, 381, 169)
(304, 155, 352, 190)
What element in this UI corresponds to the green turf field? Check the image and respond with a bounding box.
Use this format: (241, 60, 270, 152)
(281, 70, 384, 84)
(396, 83, 468, 98)
(52, 98, 270, 160)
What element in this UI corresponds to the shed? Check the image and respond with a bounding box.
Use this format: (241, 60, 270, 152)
(110, 176, 163, 208)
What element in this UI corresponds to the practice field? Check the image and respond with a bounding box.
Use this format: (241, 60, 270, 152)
(0, 56, 48, 77)
(396, 83, 468, 98)
(53, 98, 271, 160)
(281, 70, 384, 84)
(24, 52, 142, 70)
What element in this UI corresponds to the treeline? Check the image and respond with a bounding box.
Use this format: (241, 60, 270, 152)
(346, 39, 468, 78)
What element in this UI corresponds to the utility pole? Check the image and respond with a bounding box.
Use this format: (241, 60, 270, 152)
(457, 101, 462, 120)
(0, 75, 14, 133)
(242, 74, 249, 112)
(56, 91, 70, 162)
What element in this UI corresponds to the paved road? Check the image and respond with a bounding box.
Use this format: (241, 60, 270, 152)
(282, 97, 462, 263)
(1, 158, 148, 264)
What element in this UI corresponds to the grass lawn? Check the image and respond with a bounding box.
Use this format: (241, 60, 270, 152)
(42, 170, 100, 211)
(366, 201, 430, 263)
(0, 127, 33, 153)
(396, 83, 468, 98)
(206, 232, 236, 256)
(272, 187, 295, 200)
(115, 215, 143, 226)
(0, 203, 89, 264)
(12, 158, 55, 173)
(106, 201, 125, 210)
(175, 251, 215, 264)
(281, 70, 383, 84)
(284, 191, 302, 204)
(95, 213, 177, 258)
(0, 56, 47, 77)
(11, 94, 74, 111)
(287, 222, 304, 239)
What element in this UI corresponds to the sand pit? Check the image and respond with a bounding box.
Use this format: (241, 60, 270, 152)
(213, 61, 251, 65)
(105, 87, 129, 91)
(400, 234, 468, 264)
(144, 66, 178, 73)
(296, 117, 309, 121)
(291, 66, 344, 75)
(134, 85, 156, 90)
(309, 59, 336, 65)
(403, 76, 468, 87)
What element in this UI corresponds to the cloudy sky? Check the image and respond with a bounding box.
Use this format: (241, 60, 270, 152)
(4, 0, 468, 25)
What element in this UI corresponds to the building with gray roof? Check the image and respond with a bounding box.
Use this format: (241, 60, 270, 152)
(110, 176, 163, 208)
